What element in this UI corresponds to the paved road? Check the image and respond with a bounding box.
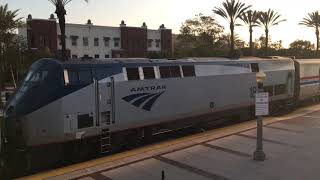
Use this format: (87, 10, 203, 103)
(19, 104, 320, 180)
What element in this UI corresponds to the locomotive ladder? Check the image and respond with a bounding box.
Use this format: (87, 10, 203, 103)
(100, 128, 111, 154)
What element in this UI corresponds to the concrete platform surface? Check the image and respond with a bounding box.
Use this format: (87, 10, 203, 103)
(19, 104, 320, 180)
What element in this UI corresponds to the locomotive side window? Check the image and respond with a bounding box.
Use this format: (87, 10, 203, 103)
(275, 84, 287, 95)
(170, 66, 181, 78)
(160, 66, 171, 78)
(160, 66, 182, 78)
(251, 63, 259, 72)
(126, 68, 140, 80)
(64, 69, 70, 85)
(77, 114, 93, 129)
(182, 66, 195, 77)
(68, 71, 79, 84)
(143, 67, 155, 79)
(78, 70, 93, 83)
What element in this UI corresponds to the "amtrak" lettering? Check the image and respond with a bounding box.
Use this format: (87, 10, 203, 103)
(130, 85, 166, 92)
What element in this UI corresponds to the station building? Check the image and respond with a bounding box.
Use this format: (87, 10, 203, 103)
(18, 15, 172, 59)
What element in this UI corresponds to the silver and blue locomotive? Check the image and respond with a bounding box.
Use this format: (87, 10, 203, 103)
(1, 57, 320, 171)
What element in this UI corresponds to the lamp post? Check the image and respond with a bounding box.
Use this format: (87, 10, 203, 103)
(254, 71, 267, 161)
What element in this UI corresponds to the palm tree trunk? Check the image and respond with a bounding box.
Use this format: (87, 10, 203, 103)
(316, 27, 319, 51)
(55, 3, 68, 61)
(249, 26, 253, 56)
(230, 23, 235, 55)
(58, 16, 67, 61)
(9, 64, 16, 88)
(265, 28, 269, 54)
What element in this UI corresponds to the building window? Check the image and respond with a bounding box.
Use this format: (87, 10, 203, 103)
(114, 38, 120, 47)
(83, 37, 89, 46)
(39, 35, 48, 47)
(156, 39, 161, 48)
(94, 38, 99, 46)
(71, 35, 78, 46)
(72, 55, 78, 59)
(95, 54, 100, 59)
(83, 54, 89, 58)
(105, 54, 110, 58)
(148, 39, 153, 48)
(104, 37, 110, 47)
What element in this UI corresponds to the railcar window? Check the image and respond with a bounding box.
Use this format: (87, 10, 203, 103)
(182, 66, 195, 77)
(159, 66, 171, 78)
(126, 68, 140, 80)
(143, 67, 155, 79)
(263, 86, 274, 96)
(77, 114, 93, 129)
(275, 84, 287, 95)
(170, 66, 181, 78)
(251, 63, 259, 72)
(78, 70, 93, 83)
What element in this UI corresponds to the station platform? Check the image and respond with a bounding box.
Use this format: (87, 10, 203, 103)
(19, 104, 320, 180)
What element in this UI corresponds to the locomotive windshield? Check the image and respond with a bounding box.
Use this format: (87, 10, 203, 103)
(24, 69, 49, 84)
(4, 59, 63, 118)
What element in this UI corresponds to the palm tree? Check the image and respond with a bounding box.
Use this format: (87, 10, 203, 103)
(48, 0, 88, 61)
(213, 0, 251, 55)
(299, 11, 320, 51)
(258, 9, 286, 50)
(240, 10, 260, 55)
(0, 4, 22, 46)
(0, 4, 22, 88)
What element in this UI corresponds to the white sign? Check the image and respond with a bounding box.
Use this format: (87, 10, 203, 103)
(255, 92, 269, 116)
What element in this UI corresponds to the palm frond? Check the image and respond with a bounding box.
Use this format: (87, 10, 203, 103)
(213, 0, 251, 24)
(258, 9, 285, 29)
(299, 11, 320, 28)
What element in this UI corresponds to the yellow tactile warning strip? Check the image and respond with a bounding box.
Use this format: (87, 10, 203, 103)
(18, 104, 320, 180)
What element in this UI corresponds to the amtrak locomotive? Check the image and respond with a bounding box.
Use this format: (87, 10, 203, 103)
(1, 57, 320, 171)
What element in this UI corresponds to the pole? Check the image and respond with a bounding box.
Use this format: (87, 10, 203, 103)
(162, 170, 165, 180)
(253, 83, 266, 161)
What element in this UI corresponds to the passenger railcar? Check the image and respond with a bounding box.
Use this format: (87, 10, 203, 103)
(295, 59, 320, 101)
(0, 57, 313, 172)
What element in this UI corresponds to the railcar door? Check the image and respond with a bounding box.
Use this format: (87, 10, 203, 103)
(95, 68, 115, 127)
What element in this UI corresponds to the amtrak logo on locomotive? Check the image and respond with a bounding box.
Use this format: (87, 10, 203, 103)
(122, 85, 166, 111)
(130, 85, 166, 92)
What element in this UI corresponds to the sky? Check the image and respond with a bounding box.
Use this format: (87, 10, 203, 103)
(1, 0, 320, 48)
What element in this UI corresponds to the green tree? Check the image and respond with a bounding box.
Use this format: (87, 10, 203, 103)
(299, 11, 320, 51)
(258, 9, 286, 51)
(240, 10, 260, 55)
(175, 14, 224, 57)
(213, 0, 251, 55)
(0, 4, 22, 88)
(48, 0, 88, 61)
(289, 40, 315, 50)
